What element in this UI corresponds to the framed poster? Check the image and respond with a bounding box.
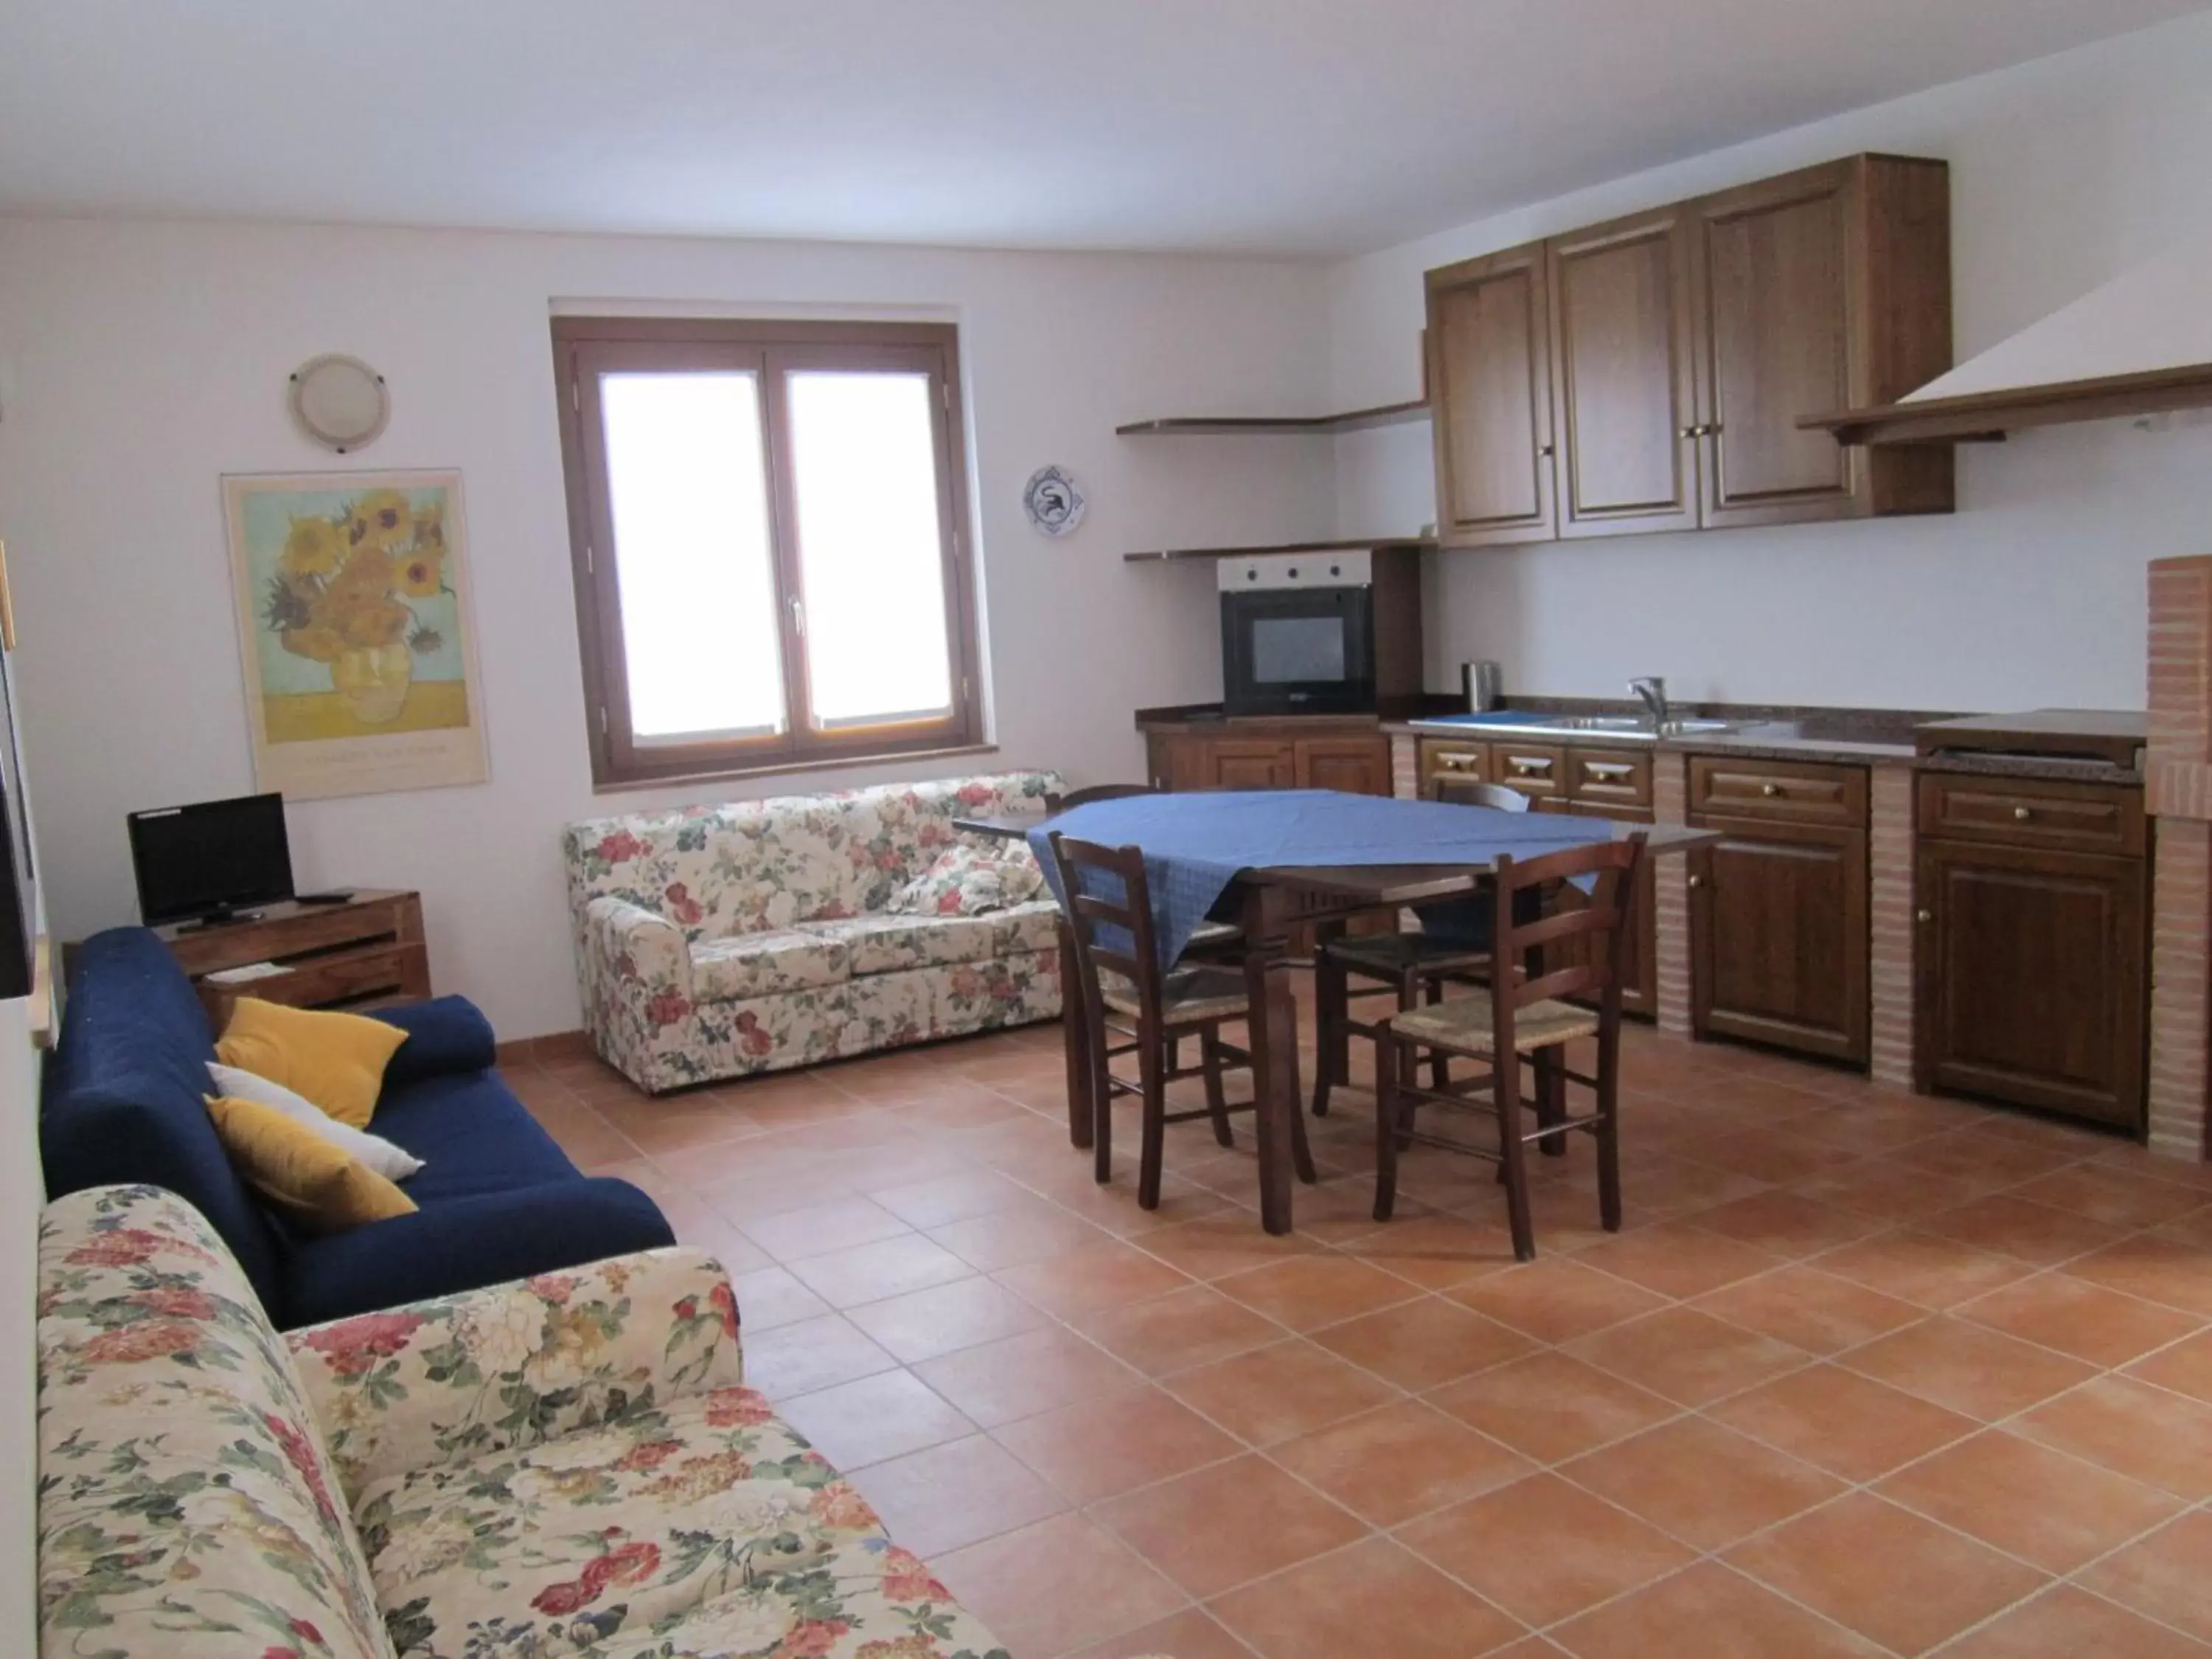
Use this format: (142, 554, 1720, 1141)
(222, 470, 488, 800)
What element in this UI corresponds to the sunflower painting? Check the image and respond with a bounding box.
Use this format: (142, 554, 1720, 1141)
(223, 470, 487, 800)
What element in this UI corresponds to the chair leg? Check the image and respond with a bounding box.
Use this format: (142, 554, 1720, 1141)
(1372, 1034, 1401, 1222)
(1200, 1025, 1235, 1148)
(1596, 1028, 1624, 1234)
(1532, 1048, 1568, 1158)
(1090, 1014, 1115, 1188)
(1422, 975, 1450, 1091)
(1312, 954, 1345, 1117)
(1496, 1054, 1537, 1262)
(1137, 1026, 1168, 1210)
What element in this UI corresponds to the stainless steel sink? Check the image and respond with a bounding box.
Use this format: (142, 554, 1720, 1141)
(1429, 712, 1744, 743)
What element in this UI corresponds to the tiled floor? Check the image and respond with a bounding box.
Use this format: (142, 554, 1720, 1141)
(503, 1015, 2212, 1659)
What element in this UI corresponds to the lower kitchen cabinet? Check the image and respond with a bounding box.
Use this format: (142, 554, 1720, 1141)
(1689, 817, 1869, 1062)
(1208, 737, 1299, 790)
(1915, 836, 2146, 1131)
(1295, 735, 1393, 795)
(1144, 725, 1391, 796)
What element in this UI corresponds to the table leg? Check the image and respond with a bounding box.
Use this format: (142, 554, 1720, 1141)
(1058, 917, 1093, 1150)
(1242, 887, 1302, 1235)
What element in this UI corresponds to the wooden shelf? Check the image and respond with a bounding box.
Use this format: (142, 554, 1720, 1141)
(1801, 363, 2212, 447)
(1124, 538, 1436, 564)
(1116, 400, 1429, 437)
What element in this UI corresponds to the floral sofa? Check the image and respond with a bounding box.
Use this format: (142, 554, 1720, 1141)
(36, 1184, 1018, 1659)
(563, 771, 1065, 1093)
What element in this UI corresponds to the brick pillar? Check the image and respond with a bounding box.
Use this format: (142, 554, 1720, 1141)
(1652, 751, 1694, 1037)
(1390, 732, 1419, 801)
(1867, 762, 1917, 1091)
(2149, 822, 2212, 1158)
(2145, 555, 2212, 1161)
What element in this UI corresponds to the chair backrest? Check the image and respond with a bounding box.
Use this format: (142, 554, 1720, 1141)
(1436, 778, 1533, 813)
(1044, 782, 1161, 815)
(1489, 834, 1646, 1036)
(1045, 832, 1163, 1024)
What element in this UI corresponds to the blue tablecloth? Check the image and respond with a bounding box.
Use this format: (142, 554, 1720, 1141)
(1029, 789, 1618, 969)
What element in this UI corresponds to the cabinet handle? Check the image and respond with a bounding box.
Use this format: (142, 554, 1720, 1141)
(1538, 442, 1556, 457)
(1706, 422, 1722, 436)
(1761, 782, 1782, 797)
(1687, 874, 1704, 889)
(1678, 425, 1700, 439)
(1585, 761, 1634, 778)
(1512, 761, 1549, 776)
(2013, 806, 2033, 821)
(1916, 908, 1934, 923)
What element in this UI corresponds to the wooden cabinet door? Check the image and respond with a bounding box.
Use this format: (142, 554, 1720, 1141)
(1688, 817, 1868, 1062)
(1148, 733, 1214, 792)
(1426, 241, 1557, 546)
(1295, 736, 1391, 796)
(1548, 208, 1700, 538)
(1689, 161, 1860, 529)
(1210, 739, 1298, 790)
(1419, 739, 1492, 799)
(1916, 841, 2146, 1130)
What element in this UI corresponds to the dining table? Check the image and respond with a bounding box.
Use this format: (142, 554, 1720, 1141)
(956, 790, 1720, 1235)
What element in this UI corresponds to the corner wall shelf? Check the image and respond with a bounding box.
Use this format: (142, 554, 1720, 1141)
(1115, 399, 1428, 437)
(1124, 537, 1436, 565)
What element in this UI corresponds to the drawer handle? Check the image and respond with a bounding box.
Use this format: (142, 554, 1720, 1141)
(1917, 908, 1934, 923)
(2013, 806, 2033, 821)
(1441, 756, 1474, 771)
(1585, 762, 1634, 778)
(1761, 783, 1782, 797)
(1512, 761, 1549, 776)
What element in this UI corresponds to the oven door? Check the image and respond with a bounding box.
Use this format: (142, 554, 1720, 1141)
(1220, 587, 1374, 715)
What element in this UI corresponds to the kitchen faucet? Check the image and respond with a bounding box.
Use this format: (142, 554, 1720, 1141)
(1630, 676, 1669, 727)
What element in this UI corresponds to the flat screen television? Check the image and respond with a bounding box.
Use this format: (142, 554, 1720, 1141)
(128, 792, 295, 927)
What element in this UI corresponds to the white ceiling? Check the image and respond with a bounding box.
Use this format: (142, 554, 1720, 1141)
(1, 1, 2206, 257)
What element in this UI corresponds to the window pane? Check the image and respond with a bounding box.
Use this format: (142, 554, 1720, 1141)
(786, 371, 953, 727)
(599, 372, 786, 741)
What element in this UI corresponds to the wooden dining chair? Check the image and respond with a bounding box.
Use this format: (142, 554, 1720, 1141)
(1047, 830, 1317, 1208)
(1310, 779, 1533, 1117)
(1043, 782, 1244, 957)
(1371, 834, 1646, 1261)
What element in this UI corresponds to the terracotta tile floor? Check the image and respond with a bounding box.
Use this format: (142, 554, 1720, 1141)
(504, 1015, 2212, 1658)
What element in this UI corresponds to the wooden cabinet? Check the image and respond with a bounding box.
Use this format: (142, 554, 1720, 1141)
(1915, 776, 2148, 1130)
(1426, 241, 1557, 546)
(1418, 736, 1655, 1015)
(1687, 759, 1870, 1062)
(1145, 723, 1391, 797)
(157, 889, 431, 1031)
(1426, 153, 1952, 549)
(1548, 206, 1700, 538)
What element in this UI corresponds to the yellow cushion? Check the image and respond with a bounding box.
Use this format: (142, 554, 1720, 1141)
(205, 1095, 418, 1233)
(215, 998, 407, 1130)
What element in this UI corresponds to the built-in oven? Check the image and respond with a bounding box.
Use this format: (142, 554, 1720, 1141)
(1219, 551, 1378, 716)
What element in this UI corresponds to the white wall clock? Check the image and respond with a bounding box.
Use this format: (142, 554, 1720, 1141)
(1022, 465, 1086, 538)
(288, 354, 390, 454)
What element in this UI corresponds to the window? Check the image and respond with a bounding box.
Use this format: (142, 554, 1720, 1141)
(553, 317, 984, 787)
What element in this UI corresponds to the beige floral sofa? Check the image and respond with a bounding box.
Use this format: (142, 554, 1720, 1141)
(36, 1183, 1018, 1659)
(563, 772, 1065, 1093)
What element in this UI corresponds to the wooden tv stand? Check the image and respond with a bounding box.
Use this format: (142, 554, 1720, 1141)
(156, 888, 431, 1029)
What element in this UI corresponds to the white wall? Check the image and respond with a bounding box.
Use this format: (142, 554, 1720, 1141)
(1326, 11, 2212, 712)
(0, 219, 1333, 1037)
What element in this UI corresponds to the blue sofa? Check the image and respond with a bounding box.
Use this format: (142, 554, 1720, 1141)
(42, 926, 675, 1328)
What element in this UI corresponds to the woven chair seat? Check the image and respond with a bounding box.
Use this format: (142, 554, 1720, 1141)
(1326, 931, 1492, 976)
(1388, 989, 1599, 1054)
(1102, 964, 1251, 1027)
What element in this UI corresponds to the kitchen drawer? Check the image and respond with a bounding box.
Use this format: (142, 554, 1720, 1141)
(1567, 745, 1652, 809)
(1916, 773, 2145, 858)
(1690, 756, 1868, 827)
(1420, 739, 1491, 794)
(1493, 741, 1568, 799)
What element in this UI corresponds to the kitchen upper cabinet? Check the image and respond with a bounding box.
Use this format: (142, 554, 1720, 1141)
(1548, 207, 1699, 538)
(1914, 776, 2148, 1131)
(1426, 242, 1557, 547)
(1425, 153, 1952, 549)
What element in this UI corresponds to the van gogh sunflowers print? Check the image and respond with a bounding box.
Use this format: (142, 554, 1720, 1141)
(224, 470, 489, 800)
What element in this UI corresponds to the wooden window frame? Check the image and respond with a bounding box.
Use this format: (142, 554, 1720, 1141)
(552, 316, 985, 790)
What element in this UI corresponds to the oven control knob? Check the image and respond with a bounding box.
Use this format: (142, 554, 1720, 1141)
(1287, 567, 1299, 578)
(1248, 570, 1258, 580)
(1329, 564, 1341, 577)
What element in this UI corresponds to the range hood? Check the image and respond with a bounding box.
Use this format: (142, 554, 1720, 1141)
(1805, 232, 2212, 446)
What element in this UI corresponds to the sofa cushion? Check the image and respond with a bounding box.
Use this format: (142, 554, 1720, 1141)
(370, 994, 499, 1088)
(691, 928, 851, 1001)
(888, 840, 1047, 917)
(353, 1383, 881, 1659)
(364, 1069, 580, 1201)
(42, 927, 288, 1314)
(37, 1186, 394, 1659)
(803, 911, 997, 975)
(206, 1093, 420, 1232)
(987, 898, 1064, 957)
(216, 996, 411, 1130)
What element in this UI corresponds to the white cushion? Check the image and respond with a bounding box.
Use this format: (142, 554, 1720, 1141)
(206, 1060, 425, 1181)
